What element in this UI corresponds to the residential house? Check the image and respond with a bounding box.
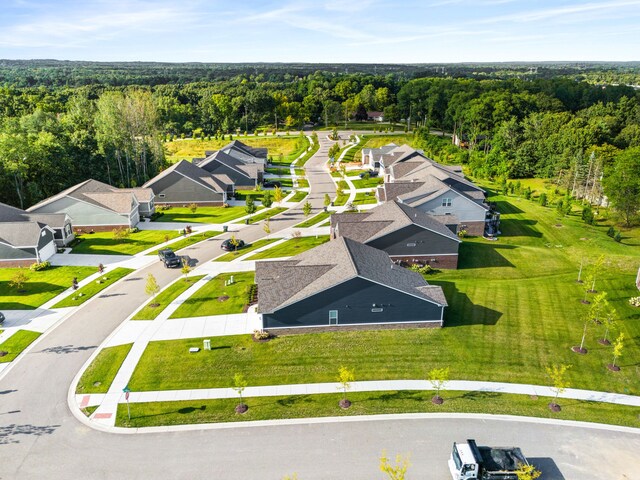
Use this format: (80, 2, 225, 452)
(367, 111, 384, 122)
(0, 202, 68, 266)
(361, 144, 426, 171)
(206, 140, 268, 165)
(27, 179, 153, 232)
(143, 160, 232, 206)
(196, 150, 263, 190)
(330, 201, 461, 268)
(256, 236, 447, 332)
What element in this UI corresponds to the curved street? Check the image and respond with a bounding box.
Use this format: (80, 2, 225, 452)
(1, 131, 639, 479)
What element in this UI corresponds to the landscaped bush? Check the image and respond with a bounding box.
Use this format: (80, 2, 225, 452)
(150, 211, 164, 221)
(629, 297, 640, 307)
(410, 264, 439, 275)
(30, 261, 51, 271)
(246, 284, 258, 305)
(457, 229, 468, 238)
(607, 226, 616, 237)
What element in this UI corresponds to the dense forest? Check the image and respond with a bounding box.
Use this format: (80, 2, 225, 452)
(0, 61, 639, 224)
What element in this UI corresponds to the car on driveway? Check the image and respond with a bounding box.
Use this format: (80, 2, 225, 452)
(221, 238, 245, 251)
(0, 311, 4, 325)
(359, 170, 378, 178)
(158, 248, 182, 268)
(263, 180, 281, 188)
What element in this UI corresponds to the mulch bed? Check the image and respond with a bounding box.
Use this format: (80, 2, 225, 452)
(0, 351, 7, 357)
(218, 296, 229, 302)
(607, 364, 621, 372)
(572, 346, 587, 354)
(235, 403, 248, 414)
(431, 395, 444, 405)
(598, 339, 611, 346)
(339, 399, 352, 409)
(548, 403, 561, 412)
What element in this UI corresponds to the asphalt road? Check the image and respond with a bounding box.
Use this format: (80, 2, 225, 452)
(1, 131, 639, 479)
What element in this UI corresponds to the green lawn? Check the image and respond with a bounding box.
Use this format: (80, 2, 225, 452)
(330, 170, 343, 178)
(289, 191, 308, 202)
(0, 330, 41, 363)
(247, 235, 330, 260)
(0, 266, 95, 310)
(296, 139, 319, 167)
(214, 239, 280, 261)
(52, 268, 134, 308)
(233, 190, 284, 202)
(145, 231, 221, 256)
(295, 211, 332, 228)
(297, 178, 309, 188)
(127, 187, 640, 399)
(169, 271, 255, 319)
(333, 193, 349, 206)
(132, 275, 206, 320)
(351, 177, 383, 189)
(352, 192, 378, 205)
(153, 206, 248, 224)
(362, 134, 416, 149)
(164, 135, 307, 163)
(76, 343, 133, 394)
(241, 207, 288, 224)
(72, 230, 180, 255)
(116, 389, 640, 429)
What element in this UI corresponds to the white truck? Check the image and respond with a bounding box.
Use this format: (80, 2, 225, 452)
(449, 439, 530, 480)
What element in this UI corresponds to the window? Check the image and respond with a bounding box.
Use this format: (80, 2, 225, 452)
(329, 310, 338, 324)
(41, 230, 47, 237)
(441, 198, 452, 207)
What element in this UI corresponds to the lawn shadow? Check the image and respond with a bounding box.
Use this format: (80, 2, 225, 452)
(452, 390, 501, 401)
(457, 242, 515, 269)
(528, 457, 566, 480)
(373, 390, 423, 403)
(276, 394, 313, 407)
(500, 219, 543, 238)
(178, 405, 207, 414)
(492, 199, 524, 214)
(431, 280, 503, 326)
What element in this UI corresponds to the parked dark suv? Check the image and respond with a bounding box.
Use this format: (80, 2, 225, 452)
(158, 248, 182, 268)
(0, 312, 4, 325)
(220, 239, 245, 251)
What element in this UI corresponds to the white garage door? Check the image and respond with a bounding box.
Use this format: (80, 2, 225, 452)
(39, 240, 56, 261)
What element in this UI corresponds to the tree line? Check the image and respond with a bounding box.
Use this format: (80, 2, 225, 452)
(0, 69, 638, 223)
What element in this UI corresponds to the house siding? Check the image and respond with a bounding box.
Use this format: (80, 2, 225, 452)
(0, 242, 37, 261)
(30, 196, 131, 228)
(365, 224, 459, 258)
(262, 277, 444, 330)
(148, 172, 225, 205)
(52, 221, 75, 246)
(412, 191, 486, 224)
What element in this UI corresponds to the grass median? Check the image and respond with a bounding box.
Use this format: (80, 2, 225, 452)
(72, 230, 180, 255)
(76, 343, 133, 394)
(246, 235, 330, 260)
(295, 211, 331, 228)
(145, 231, 221, 256)
(52, 268, 134, 308)
(214, 239, 280, 262)
(132, 275, 206, 320)
(0, 330, 41, 363)
(115, 389, 640, 428)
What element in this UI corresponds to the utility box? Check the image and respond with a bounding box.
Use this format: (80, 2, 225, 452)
(203, 339, 211, 351)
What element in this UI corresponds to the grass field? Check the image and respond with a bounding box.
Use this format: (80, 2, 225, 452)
(351, 177, 383, 189)
(164, 135, 307, 163)
(214, 239, 280, 262)
(145, 231, 221, 256)
(72, 230, 180, 255)
(127, 186, 640, 399)
(352, 191, 378, 205)
(53, 268, 134, 308)
(242, 207, 288, 224)
(153, 206, 247, 224)
(169, 271, 255, 318)
(362, 134, 416, 149)
(132, 275, 206, 320)
(295, 211, 332, 228)
(76, 343, 133, 393)
(289, 191, 308, 202)
(247, 235, 330, 260)
(116, 389, 640, 429)
(333, 193, 349, 206)
(0, 266, 95, 310)
(295, 138, 319, 167)
(0, 330, 41, 363)
(233, 190, 286, 202)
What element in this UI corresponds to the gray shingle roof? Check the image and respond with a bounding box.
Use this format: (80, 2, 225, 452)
(333, 201, 460, 244)
(0, 202, 67, 229)
(199, 150, 263, 180)
(0, 221, 49, 247)
(144, 160, 228, 194)
(256, 237, 446, 313)
(27, 179, 148, 215)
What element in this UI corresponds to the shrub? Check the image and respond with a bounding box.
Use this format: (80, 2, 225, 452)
(582, 205, 594, 225)
(607, 226, 616, 237)
(538, 192, 548, 206)
(410, 264, 439, 275)
(523, 187, 532, 200)
(614, 231, 622, 242)
(629, 296, 640, 307)
(457, 229, 467, 238)
(247, 284, 258, 305)
(253, 329, 271, 340)
(30, 260, 51, 271)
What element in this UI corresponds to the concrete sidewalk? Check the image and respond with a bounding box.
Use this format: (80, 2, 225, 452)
(76, 378, 640, 409)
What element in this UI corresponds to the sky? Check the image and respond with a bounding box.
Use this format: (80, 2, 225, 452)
(1, 0, 639, 63)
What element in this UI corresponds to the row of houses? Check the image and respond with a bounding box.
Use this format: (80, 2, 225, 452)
(0, 141, 267, 266)
(362, 143, 500, 237)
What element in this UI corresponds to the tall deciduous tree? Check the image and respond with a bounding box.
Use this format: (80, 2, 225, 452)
(603, 147, 640, 226)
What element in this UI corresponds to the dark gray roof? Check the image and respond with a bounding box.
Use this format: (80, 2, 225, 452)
(256, 237, 446, 313)
(144, 160, 229, 194)
(0, 202, 68, 229)
(333, 201, 460, 244)
(198, 150, 263, 180)
(27, 179, 149, 215)
(378, 181, 424, 202)
(0, 221, 49, 247)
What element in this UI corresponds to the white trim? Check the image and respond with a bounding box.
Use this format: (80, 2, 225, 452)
(265, 318, 443, 331)
(389, 253, 458, 258)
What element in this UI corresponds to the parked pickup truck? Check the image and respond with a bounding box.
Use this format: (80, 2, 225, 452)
(449, 439, 530, 480)
(158, 248, 182, 268)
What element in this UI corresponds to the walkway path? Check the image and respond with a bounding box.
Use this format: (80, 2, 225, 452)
(76, 378, 640, 410)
